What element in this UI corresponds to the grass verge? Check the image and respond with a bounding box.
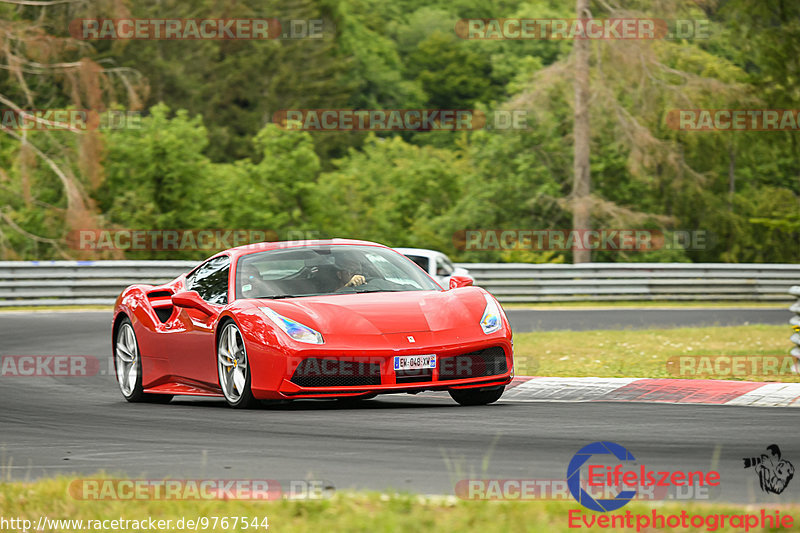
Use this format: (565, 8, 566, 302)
(1, 476, 798, 533)
(512, 325, 799, 382)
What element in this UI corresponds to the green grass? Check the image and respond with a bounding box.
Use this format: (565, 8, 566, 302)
(1, 476, 798, 532)
(513, 325, 798, 381)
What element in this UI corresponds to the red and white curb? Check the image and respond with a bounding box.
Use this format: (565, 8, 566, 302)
(501, 376, 800, 407)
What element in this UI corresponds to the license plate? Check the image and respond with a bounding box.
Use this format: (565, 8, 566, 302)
(394, 354, 436, 371)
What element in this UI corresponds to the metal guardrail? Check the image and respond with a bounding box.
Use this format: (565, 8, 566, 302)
(0, 261, 195, 307)
(465, 263, 800, 303)
(791, 286, 800, 363)
(0, 261, 798, 306)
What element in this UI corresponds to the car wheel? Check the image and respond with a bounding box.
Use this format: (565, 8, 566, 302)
(217, 321, 257, 409)
(114, 318, 172, 404)
(448, 386, 505, 406)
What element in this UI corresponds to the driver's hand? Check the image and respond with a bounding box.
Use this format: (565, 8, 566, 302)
(345, 274, 366, 287)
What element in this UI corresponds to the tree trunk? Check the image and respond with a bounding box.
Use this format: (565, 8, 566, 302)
(728, 141, 735, 210)
(572, 0, 592, 263)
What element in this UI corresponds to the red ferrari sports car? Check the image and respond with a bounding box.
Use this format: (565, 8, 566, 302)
(112, 239, 514, 408)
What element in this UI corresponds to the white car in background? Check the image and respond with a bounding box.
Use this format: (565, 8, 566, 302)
(394, 247, 472, 288)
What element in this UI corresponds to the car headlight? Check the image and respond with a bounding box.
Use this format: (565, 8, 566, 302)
(259, 307, 324, 344)
(480, 294, 503, 334)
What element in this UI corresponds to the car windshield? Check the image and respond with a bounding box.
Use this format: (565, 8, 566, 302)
(236, 245, 441, 299)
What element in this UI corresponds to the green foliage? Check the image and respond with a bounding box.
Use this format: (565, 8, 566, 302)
(98, 104, 213, 230)
(219, 124, 321, 231)
(336, 1, 425, 109)
(0, 0, 797, 264)
(310, 135, 463, 248)
(406, 31, 498, 109)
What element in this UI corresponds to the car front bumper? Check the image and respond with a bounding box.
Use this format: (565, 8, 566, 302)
(249, 337, 514, 400)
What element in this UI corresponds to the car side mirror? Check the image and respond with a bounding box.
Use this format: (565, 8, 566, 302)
(449, 275, 474, 289)
(171, 290, 217, 316)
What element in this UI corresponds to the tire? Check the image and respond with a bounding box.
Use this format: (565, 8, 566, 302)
(114, 317, 172, 404)
(217, 320, 257, 409)
(448, 386, 505, 406)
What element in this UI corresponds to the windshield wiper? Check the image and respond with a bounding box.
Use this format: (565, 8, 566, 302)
(352, 289, 407, 294)
(259, 292, 329, 299)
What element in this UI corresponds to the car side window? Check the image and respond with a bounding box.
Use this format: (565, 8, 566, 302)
(436, 257, 454, 276)
(186, 255, 230, 305)
(406, 255, 430, 272)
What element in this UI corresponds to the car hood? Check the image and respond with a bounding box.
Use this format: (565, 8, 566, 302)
(256, 288, 488, 335)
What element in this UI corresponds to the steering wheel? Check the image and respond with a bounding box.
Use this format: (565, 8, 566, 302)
(334, 276, 377, 293)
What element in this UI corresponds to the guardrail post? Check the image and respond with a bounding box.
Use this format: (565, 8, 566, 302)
(790, 286, 800, 371)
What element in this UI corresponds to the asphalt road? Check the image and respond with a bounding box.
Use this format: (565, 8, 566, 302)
(1, 371, 797, 504)
(0, 309, 796, 504)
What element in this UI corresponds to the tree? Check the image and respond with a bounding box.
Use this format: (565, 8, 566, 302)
(0, 0, 144, 259)
(309, 135, 463, 247)
(508, 0, 755, 262)
(219, 124, 321, 233)
(572, 0, 591, 263)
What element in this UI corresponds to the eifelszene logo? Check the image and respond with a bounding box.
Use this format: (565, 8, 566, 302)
(567, 441, 638, 512)
(567, 441, 721, 512)
(743, 445, 795, 495)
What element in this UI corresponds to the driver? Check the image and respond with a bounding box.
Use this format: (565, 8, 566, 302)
(335, 255, 367, 289)
(240, 264, 269, 295)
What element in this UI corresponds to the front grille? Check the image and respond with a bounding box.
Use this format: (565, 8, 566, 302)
(439, 346, 507, 380)
(290, 357, 381, 388)
(395, 368, 433, 384)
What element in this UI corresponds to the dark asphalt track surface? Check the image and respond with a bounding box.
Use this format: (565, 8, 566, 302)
(0, 308, 796, 504)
